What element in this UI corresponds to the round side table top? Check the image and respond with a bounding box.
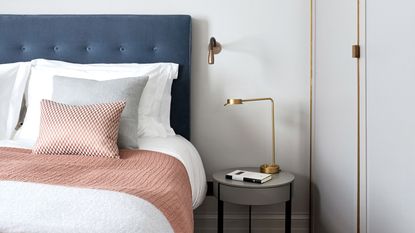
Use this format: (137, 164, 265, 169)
(212, 167, 295, 189)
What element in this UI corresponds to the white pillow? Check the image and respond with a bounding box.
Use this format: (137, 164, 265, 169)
(15, 59, 178, 143)
(160, 78, 175, 135)
(0, 62, 31, 140)
(34, 59, 178, 136)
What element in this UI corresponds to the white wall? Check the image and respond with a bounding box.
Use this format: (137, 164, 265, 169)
(0, 1, 310, 231)
(366, 0, 415, 232)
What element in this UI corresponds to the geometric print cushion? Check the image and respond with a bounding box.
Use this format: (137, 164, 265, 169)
(32, 100, 126, 158)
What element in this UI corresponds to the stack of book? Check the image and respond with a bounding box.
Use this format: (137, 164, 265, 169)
(225, 170, 272, 184)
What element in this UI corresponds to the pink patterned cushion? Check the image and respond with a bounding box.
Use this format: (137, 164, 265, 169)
(33, 100, 126, 158)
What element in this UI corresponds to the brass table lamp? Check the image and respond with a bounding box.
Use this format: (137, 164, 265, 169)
(224, 98, 281, 174)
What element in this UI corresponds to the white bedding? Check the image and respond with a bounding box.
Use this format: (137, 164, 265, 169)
(0, 136, 206, 233)
(0, 181, 173, 233)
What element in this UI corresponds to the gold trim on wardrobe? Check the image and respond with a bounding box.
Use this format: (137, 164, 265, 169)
(356, 0, 361, 232)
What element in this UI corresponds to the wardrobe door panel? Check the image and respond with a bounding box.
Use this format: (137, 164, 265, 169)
(313, 0, 358, 232)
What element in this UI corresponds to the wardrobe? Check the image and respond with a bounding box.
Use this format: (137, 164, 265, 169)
(312, 0, 415, 232)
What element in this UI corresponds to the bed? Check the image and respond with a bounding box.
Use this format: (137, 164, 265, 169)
(0, 15, 206, 233)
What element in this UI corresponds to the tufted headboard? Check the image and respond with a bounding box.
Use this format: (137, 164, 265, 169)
(0, 15, 191, 140)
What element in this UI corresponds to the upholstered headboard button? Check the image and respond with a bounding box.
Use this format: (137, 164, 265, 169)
(119, 47, 126, 52)
(86, 47, 92, 52)
(53, 46, 59, 52)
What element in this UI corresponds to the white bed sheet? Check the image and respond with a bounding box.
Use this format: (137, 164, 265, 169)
(0, 135, 207, 209)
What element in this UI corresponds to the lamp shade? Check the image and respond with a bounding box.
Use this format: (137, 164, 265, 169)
(224, 99, 243, 106)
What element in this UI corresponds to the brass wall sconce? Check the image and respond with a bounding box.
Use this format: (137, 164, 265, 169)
(224, 98, 281, 174)
(208, 37, 222, 64)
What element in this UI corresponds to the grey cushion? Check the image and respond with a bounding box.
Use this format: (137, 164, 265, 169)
(51, 76, 148, 149)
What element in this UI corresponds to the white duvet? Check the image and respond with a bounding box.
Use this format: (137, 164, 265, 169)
(0, 135, 206, 233)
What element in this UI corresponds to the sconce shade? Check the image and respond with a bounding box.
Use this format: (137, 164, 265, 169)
(208, 37, 222, 65)
(208, 49, 214, 64)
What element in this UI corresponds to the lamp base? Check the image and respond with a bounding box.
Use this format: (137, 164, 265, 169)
(260, 163, 280, 174)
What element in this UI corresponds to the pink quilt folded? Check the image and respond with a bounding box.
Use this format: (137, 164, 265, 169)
(0, 147, 193, 233)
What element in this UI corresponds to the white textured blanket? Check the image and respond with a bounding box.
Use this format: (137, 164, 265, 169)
(0, 181, 173, 233)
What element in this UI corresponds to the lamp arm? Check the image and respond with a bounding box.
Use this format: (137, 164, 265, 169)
(241, 97, 273, 103)
(241, 98, 276, 165)
(271, 99, 276, 165)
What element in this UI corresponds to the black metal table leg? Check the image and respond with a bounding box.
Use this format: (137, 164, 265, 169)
(285, 199, 292, 233)
(218, 184, 224, 233)
(248, 205, 252, 233)
(285, 184, 292, 233)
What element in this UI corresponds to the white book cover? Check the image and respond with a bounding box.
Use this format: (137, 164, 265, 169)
(225, 170, 272, 183)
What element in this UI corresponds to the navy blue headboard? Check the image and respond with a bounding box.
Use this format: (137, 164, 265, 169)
(0, 15, 191, 139)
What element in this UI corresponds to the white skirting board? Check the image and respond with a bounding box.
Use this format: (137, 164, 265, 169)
(194, 214, 309, 233)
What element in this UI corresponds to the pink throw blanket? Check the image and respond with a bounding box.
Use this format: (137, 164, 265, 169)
(0, 147, 193, 233)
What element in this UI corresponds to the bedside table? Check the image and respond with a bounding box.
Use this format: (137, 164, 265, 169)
(213, 167, 295, 233)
